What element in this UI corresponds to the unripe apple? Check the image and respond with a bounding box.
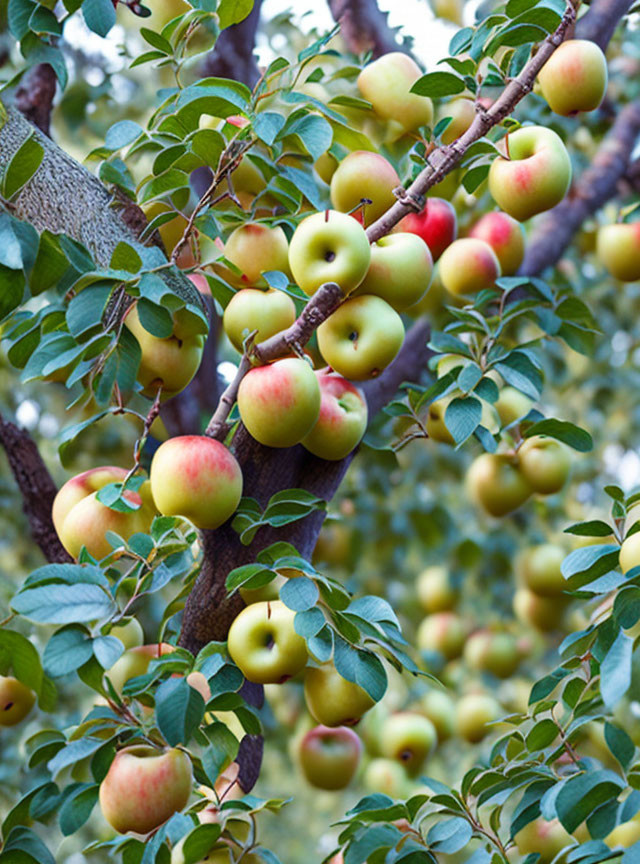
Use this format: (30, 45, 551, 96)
(304, 663, 375, 727)
(455, 693, 501, 743)
(354, 233, 433, 310)
(489, 126, 572, 221)
(301, 372, 368, 460)
(223, 223, 290, 287)
(317, 295, 404, 381)
(494, 386, 533, 426)
(514, 818, 574, 863)
(417, 612, 467, 661)
(288, 209, 371, 295)
(463, 630, 521, 679)
(466, 453, 532, 517)
(237, 357, 321, 447)
(223, 289, 296, 352)
(420, 689, 456, 742)
(0, 676, 35, 727)
(468, 211, 525, 275)
(106, 643, 175, 696)
(298, 724, 362, 790)
(227, 600, 308, 684)
(538, 40, 608, 116)
(399, 198, 457, 262)
(357, 52, 434, 132)
(596, 223, 640, 282)
(330, 151, 400, 226)
(363, 757, 410, 797)
(619, 532, 640, 575)
(426, 395, 499, 444)
(439, 238, 501, 297)
(416, 566, 458, 614)
(149, 436, 242, 530)
(99, 745, 191, 834)
(439, 98, 475, 145)
(518, 544, 566, 597)
(109, 617, 144, 649)
(315, 151, 339, 185)
(513, 588, 567, 632)
(518, 435, 570, 495)
(380, 712, 436, 776)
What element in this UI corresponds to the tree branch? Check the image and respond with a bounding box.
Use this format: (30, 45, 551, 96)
(200, 0, 263, 86)
(14, 64, 57, 136)
(575, 0, 633, 49)
(327, 0, 406, 57)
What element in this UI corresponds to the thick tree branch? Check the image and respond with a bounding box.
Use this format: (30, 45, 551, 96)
(575, 0, 633, 48)
(327, 0, 406, 57)
(201, 0, 263, 86)
(14, 64, 57, 136)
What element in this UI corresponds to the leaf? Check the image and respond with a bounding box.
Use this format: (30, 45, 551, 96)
(564, 520, 613, 537)
(444, 396, 481, 445)
(525, 718, 558, 751)
(426, 817, 473, 854)
(523, 419, 593, 452)
(279, 577, 319, 612)
(561, 545, 619, 587)
(600, 630, 633, 708)
(604, 722, 636, 772)
(58, 783, 99, 835)
(104, 119, 143, 151)
(0, 826, 55, 864)
(494, 351, 542, 399)
(411, 71, 466, 98)
(2, 134, 44, 200)
(12, 583, 116, 624)
(555, 770, 625, 833)
(82, 0, 116, 36)
(43, 626, 94, 677)
(155, 677, 205, 746)
(217, 0, 254, 28)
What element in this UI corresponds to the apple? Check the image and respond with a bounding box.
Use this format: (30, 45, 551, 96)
(239, 572, 287, 606)
(439, 238, 501, 297)
(398, 198, 457, 262)
(124, 302, 205, 400)
(513, 588, 567, 632)
(426, 395, 499, 444)
(380, 712, 437, 776)
(494, 386, 533, 426)
(223, 223, 290, 288)
(172, 838, 259, 864)
(330, 151, 400, 226)
(429, 0, 463, 25)
(223, 289, 296, 353)
(538, 39, 608, 116)
(514, 819, 574, 863)
(227, 600, 308, 684)
(99, 745, 192, 834)
(420, 689, 456, 742)
(518, 544, 566, 596)
(288, 209, 371, 295)
(455, 693, 501, 743)
(301, 372, 368, 460)
(466, 453, 532, 517)
(362, 757, 410, 798)
(438, 97, 475, 145)
(0, 676, 35, 727)
(109, 618, 144, 649)
(354, 233, 433, 310)
(315, 151, 339, 185)
(298, 724, 362, 790)
(106, 643, 175, 696)
(304, 663, 375, 727)
(488, 126, 572, 221)
(417, 612, 467, 661)
(518, 435, 570, 495)
(463, 630, 521, 679)
(141, 202, 195, 269)
(149, 435, 242, 530)
(619, 533, 640, 575)
(237, 357, 321, 447)
(596, 223, 640, 282)
(317, 295, 404, 381)
(416, 566, 458, 614)
(468, 211, 525, 275)
(606, 814, 640, 849)
(357, 52, 434, 132)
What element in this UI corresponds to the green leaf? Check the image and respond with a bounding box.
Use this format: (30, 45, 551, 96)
(525, 718, 558, 750)
(426, 817, 473, 853)
(0, 826, 55, 864)
(494, 351, 542, 399)
(155, 677, 205, 746)
(444, 396, 481, 445)
(2, 134, 44, 200)
(561, 545, 619, 585)
(58, 783, 99, 835)
(280, 577, 319, 612)
(217, 0, 253, 28)
(177, 825, 223, 863)
(411, 71, 466, 98)
(523, 419, 593, 452)
(564, 520, 613, 537)
(555, 770, 625, 833)
(43, 626, 94, 677)
(604, 722, 636, 772)
(12, 583, 117, 624)
(104, 120, 143, 151)
(82, 0, 116, 36)
(600, 630, 633, 708)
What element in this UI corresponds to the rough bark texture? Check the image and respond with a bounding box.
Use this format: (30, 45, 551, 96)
(201, 0, 263, 86)
(328, 0, 405, 57)
(575, 0, 633, 47)
(14, 64, 57, 136)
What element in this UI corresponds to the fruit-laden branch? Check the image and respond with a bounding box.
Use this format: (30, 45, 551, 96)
(519, 100, 640, 277)
(200, 0, 263, 86)
(327, 0, 407, 57)
(14, 64, 57, 136)
(575, 0, 634, 49)
(0, 416, 71, 563)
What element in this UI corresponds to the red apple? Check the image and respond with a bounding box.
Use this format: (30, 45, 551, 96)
(399, 198, 457, 262)
(301, 372, 368, 461)
(298, 725, 362, 790)
(468, 211, 525, 276)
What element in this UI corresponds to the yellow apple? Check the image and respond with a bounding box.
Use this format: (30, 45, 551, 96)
(304, 663, 375, 727)
(357, 52, 434, 132)
(227, 600, 308, 684)
(223, 288, 296, 352)
(0, 676, 35, 727)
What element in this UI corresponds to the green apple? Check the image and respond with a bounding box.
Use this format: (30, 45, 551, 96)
(304, 663, 375, 727)
(237, 357, 321, 447)
(596, 223, 640, 283)
(99, 745, 192, 834)
(380, 712, 437, 776)
(416, 566, 458, 614)
(455, 693, 501, 743)
(488, 126, 572, 221)
(439, 237, 501, 297)
(106, 643, 175, 696)
(518, 544, 566, 596)
(439, 97, 475, 144)
(514, 819, 574, 863)
(109, 618, 144, 649)
(317, 295, 404, 381)
(0, 676, 35, 727)
(417, 612, 467, 661)
(288, 209, 371, 295)
(538, 39, 608, 116)
(494, 386, 533, 426)
(223, 222, 290, 288)
(518, 435, 570, 495)
(468, 211, 525, 275)
(513, 588, 568, 632)
(227, 600, 308, 684)
(466, 453, 532, 517)
(362, 757, 410, 798)
(619, 532, 640, 575)
(330, 151, 400, 226)
(298, 724, 362, 790)
(149, 435, 243, 530)
(354, 233, 433, 310)
(420, 689, 456, 742)
(301, 372, 368, 460)
(223, 289, 296, 352)
(463, 630, 521, 679)
(357, 52, 434, 132)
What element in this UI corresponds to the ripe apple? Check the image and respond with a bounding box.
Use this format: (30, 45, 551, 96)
(149, 436, 243, 530)
(304, 663, 375, 727)
(301, 372, 368, 460)
(494, 386, 533, 426)
(298, 724, 362, 790)
(124, 303, 205, 400)
(357, 52, 434, 132)
(468, 211, 525, 275)
(288, 209, 371, 295)
(513, 588, 567, 632)
(354, 233, 433, 310)
(223, 223, 290, 288)
(514, 819, 574, 863)
(106, 643, 175, 696)
(227, 600, 308, 684)
(223, 289, 296, 352)
(363, 757, 410, 798)
(99, 745, 192, 834)
(455, 693, 501, 743)
(463, 630, 521, 679)
(596, 223, 640, 282)
(109, 618, 144, 649)
(0, 676, 35, 727)
(538, 39, 608, 116)
(466, 453, 532, 517)
(399, 198, 457, 262)
(518, 544, 566, 596)
(416, 566, 458, 614)
(380, 712, 437, 776)
(426, 395, 499, 444)
(417, 612, 467, 661)
(420, 689, 456, 742)
(237, 357, 321, 447)
(488, 126, 572, 221)
(439, 238, 501, 297)
(518, 435, 570, 494)
(317, 295, 404, 381)
(330, 151, 400, 226)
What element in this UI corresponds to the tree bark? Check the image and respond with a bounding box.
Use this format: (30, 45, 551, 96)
(327, 0, 405, 57)
(14, 64, 57, 136)
(201, 0, 263, 86)
(575, 0, 633, 48)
